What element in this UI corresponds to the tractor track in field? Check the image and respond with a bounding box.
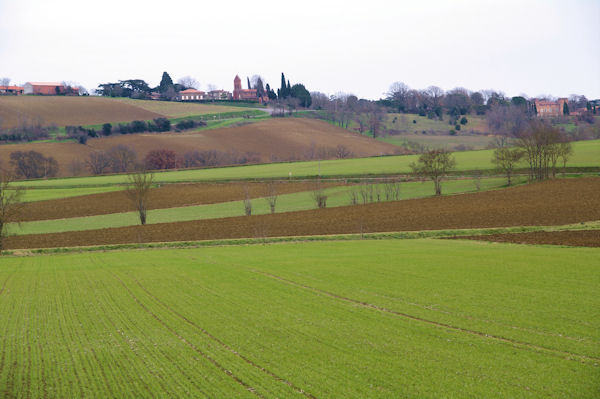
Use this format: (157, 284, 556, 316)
(253, 270, 600, 365)
(451, 229, 600, 247)
(127, 271, 318, 399)
(105, 268, 265, 398)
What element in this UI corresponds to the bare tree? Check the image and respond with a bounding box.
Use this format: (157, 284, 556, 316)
(107, 144, 137, 173)
(243, 185, 252, 216)
(264, 181, 278, 214)
(126, 169, 154, 225)
(383, 178, 401, 201)
(87, 151, 112, 175)
(0, 171, 24, 252)
(0, 77, 10, 86)
(492, 147, 523, 185)
(311, 178, 327, 208)
(177, 76, 200, 90)
(558, 142, 573, 175)
(517, 121, 564, 181)
(410, 149, 457, 195)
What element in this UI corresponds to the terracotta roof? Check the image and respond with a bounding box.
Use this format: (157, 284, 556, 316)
(0, 86, 24, 90)
(179, 89, 205, 94)
(25, 82, 64, 86)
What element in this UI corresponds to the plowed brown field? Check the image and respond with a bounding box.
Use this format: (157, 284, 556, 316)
(0, 96, 162, 129)
(0, 119, 399, 177)
(8, 178, 600, 250)
(20, 181, 345, 222)
(453, 230, 600, 247)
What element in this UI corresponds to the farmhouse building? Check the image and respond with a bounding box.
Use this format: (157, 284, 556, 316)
(24, 82, 67, 95)
(535, 98, 568, 117)
(205, 90, 232, 100)
(179, 89, 206, 101)
(0, 85, 24, 95)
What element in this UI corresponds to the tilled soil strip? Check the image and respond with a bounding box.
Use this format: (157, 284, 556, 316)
(452, 230, 600, 247)
(9, 178, 600, 250)
(20, 181, 345, 222)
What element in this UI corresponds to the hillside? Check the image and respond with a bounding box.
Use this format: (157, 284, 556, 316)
(0, 96, 254, 129)
(0, 118, 399, 177)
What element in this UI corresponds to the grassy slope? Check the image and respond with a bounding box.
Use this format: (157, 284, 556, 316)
(0, 240, 597, 397)
(14, 139, 600, 189)
(10, 178, 520, 235)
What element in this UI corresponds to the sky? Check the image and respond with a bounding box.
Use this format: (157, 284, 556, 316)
(1, 0, 599, 100)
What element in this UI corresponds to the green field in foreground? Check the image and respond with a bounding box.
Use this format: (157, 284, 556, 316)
(0, 240, 597, 397)
(9, 177, 521, 235)
(14, 140, 599, 189)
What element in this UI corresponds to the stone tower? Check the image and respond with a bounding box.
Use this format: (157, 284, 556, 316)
(233, 75, 242, 100)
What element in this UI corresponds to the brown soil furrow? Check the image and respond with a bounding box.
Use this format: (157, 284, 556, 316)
(106, 269, 264, 398)
(129, 273, 317, 399)
(253, 270, 600, 364)
(20, 181, 345, 222)
(453, 229, 600, 247)
(7, 178, 600, 250)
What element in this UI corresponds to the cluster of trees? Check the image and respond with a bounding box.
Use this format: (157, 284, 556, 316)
(276, 73, 312, 107)
(9, 151, 59, 179)
(0, 119, 55, 142)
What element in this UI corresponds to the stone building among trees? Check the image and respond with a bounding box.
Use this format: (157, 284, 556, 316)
(535, 98, 568, 117)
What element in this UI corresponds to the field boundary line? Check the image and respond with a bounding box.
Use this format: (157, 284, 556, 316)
(127, 272, 318, 399)
(105, 268, 265, 398)
(253, 270, 600, 364)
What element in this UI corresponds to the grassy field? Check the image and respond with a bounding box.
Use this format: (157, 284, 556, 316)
(0, 239, 597, 397)
(385, 113, 489, 133)
(10, 177, 520, 235)
(380, 134, 494, 151)
(13, 139, 600, 189)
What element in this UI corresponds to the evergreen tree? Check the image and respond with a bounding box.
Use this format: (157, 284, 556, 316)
(280, 73, 287, 99)
(287, 80, 291, 94)
(290, 83, 312, 108)
(563, 102, 569, 115)
(255, 78, 265, 97)
(247, 77, 251, 90)
(159, 72, 174, 93)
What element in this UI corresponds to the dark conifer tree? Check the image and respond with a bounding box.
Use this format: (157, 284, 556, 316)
(280, 73, 287, 98)
(247, 77, 251, 90)
(159, 72, 174, 93)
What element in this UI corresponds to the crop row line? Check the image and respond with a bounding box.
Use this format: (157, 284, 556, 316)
(252, 270, 600, 364)
(126, 270, 318, 399)
(104, 267, 264, 397)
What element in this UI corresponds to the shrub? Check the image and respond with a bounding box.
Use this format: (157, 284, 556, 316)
(455, 124, 461, 131)
(130, 120, 147, 133)
(412, 120, 417, 124)
(153, 118, 171, 132)
(460, 116, 468, 125)
(449, 130, 457, 136)
(102, 123, 112, 136)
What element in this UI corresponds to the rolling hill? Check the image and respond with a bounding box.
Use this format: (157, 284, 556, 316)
(0, 96, 253, 129)
(0, 118, 399, 177)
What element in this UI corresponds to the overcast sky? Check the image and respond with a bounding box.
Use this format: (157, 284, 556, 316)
(1, 0, 599, 100)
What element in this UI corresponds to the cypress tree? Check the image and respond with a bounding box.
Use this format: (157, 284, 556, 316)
(247, 77, 251, 90)
(563, 102, 569, 115)
(159, 72, 174, 93)
(280, 73, 286, 98)
(287, 80, 291, 94)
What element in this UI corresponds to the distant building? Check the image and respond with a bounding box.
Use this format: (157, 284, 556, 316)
(24, 82, 66, 95)
(0, 85, 24, 95)
(232, 75, 268, 103)
(205, 90, 232, 100)
(535, 98, 568, 117)
(178, 89, 206, 101)
(233, 75, 257, 101)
